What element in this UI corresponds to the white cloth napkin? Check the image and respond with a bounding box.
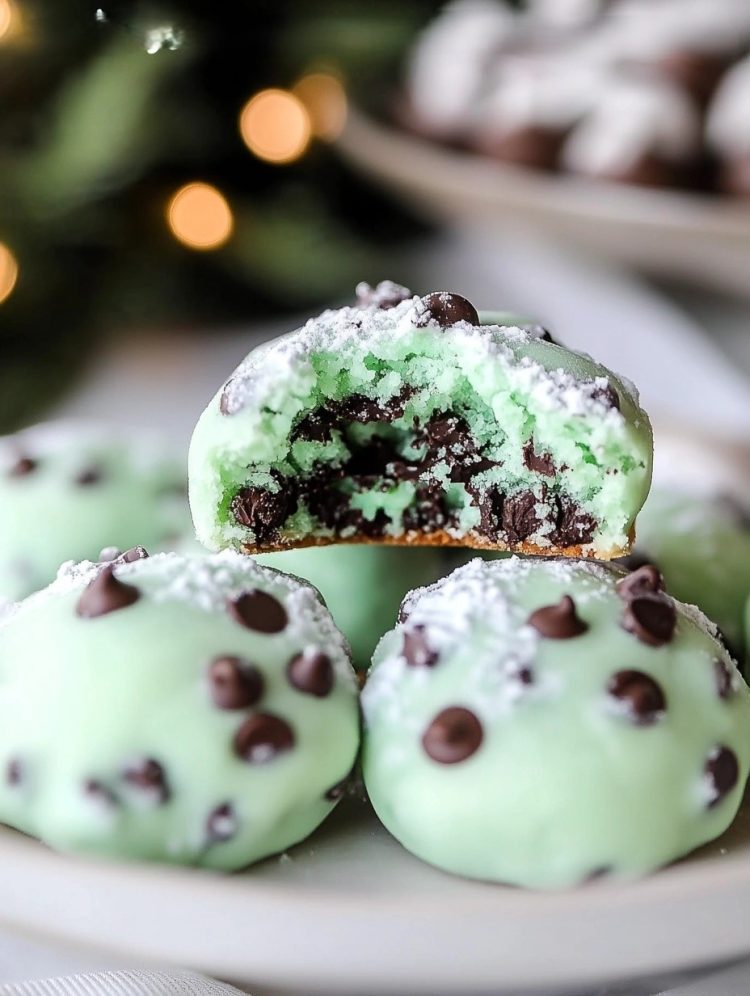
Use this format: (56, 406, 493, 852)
(0, 971, 247, 996)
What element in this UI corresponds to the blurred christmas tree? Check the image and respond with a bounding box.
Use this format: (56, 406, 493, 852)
(0, 0, 434, 430)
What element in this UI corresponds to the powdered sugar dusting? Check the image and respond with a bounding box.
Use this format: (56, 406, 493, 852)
(6, 551, 355, 686)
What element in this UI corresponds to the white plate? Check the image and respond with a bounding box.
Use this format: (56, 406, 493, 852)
(336, 108, 750, 300)
(3, 794, 750, 995)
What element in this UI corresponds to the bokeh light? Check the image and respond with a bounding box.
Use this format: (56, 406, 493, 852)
(167, 183, 233, 250)
(0, 0, 15, 41)
(239, 89, 312, 165)
(0, 243, 19, 304)
(293, 72, 348, 142)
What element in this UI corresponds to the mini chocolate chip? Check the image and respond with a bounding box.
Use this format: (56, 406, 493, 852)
(616, 565, 665, 600)
(522, 440, 555, 477)
(502, 490, 539, 544)
(607, 670, 666, 725)
(76, 566, 140, 619)
(516, 665, 534, 686)
(231, 484, 296, 544)
(8, 456, 37, 478)
(287, 650, 334, 697)
(527, 595, 588, 639)
(415, 292, 479, 329)
(207, 802, 238, 842)
(119, 546, 149, 563)
(122, 758, 170, 804)
(621, 595, 676, 647)
(705, 746, 739, 808)
(402, 626, 439, 667)
(355, 280, 412, 309)
(209, 656, 264, 709)
(422, 707, 483, 765)
(83, 779, 119, 808)
(6, 758, 22, 786)
(228, 590, 288, 634)
(98, 546, 121, 563)
(75, 467, 103, 486)
(591, 383, 620, 410)
(234, 713, 295, 763)
(552, 496, 597, 547)
(713, 658, 735, 701)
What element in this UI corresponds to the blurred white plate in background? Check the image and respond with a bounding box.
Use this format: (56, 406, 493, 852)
(337, 107, 750, 302)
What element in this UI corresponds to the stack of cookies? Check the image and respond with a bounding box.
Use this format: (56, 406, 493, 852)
(0, 281, 748, 888)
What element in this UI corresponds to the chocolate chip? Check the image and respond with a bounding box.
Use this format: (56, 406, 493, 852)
(228, 590, 288, 634)
(231, 483, 296, 545)
(6, 758, 22, 786)
(120, 546, 149, 563)
(713, 658, 735, 701)
(502, 490, 539, 544)
(422, 707, 483, 765)
(287, 650, 334, 697)
(8, 456, 37, 478)
(76, 566, 140, 619)
(622, 594, 676, 647)
(469, 484, 504, 540)
(523, 440, 555, 477)
(402, 625, 439, 667)
(355, 280, 412, 309)
(208, 655, 264, 709)
(418, 413, 477, 457)
(402, 484, 451, 534)
(291, 409, 337, 444)
(234, 713, 295, 763)
(616, 564, 665, 600)
(552, 496, 596, 547)
(527, 595, 588, 639)
(591, 383, 620, 411)
(415, 292, 479, 329)
(704, 746, 739, 808)
(219, 377, 236, 416)
(122, 758, 170, 804)
(607, 670, 666, 725)
(83, 779, 119, 808)
(75, 467, 103, 486)
(516, 665, 534, 685)
(207, 802, 238, 842)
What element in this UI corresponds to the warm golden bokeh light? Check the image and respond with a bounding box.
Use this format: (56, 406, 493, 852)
(167, 183, 233, 251)
(293, 72, 348, 142)
(239, 89, 312, 165)
(0, 0, 14, 41)
(0, 243, 18, 305)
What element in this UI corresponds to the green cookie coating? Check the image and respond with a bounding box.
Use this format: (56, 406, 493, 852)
(362, 557, 750, 889)
(254, 545, 446, 669)
(189, 284, 652, 559)
(0, 422, 189, 603)
(0, 551, 360, 869)
(626, 490, 750, 658)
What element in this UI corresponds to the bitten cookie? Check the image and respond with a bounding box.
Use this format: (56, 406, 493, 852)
(0, 551, 360, 869)
(0, 421, 188, 602)
(255, 545, 445, 670)
(362, 557, 750, 889)
(189, 282, 652, 559)
(621, 490, 750, 660)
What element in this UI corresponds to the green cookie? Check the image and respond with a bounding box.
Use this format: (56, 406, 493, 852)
(362, 557, 750, 888)
(0, 550, 360, 869)
(0, 422, 189, 602)
(189, 282, 652, 559)
(624, 489, 750, 659)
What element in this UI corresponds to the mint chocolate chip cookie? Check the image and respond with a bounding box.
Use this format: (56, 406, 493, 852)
(189, 283, 652, 559)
